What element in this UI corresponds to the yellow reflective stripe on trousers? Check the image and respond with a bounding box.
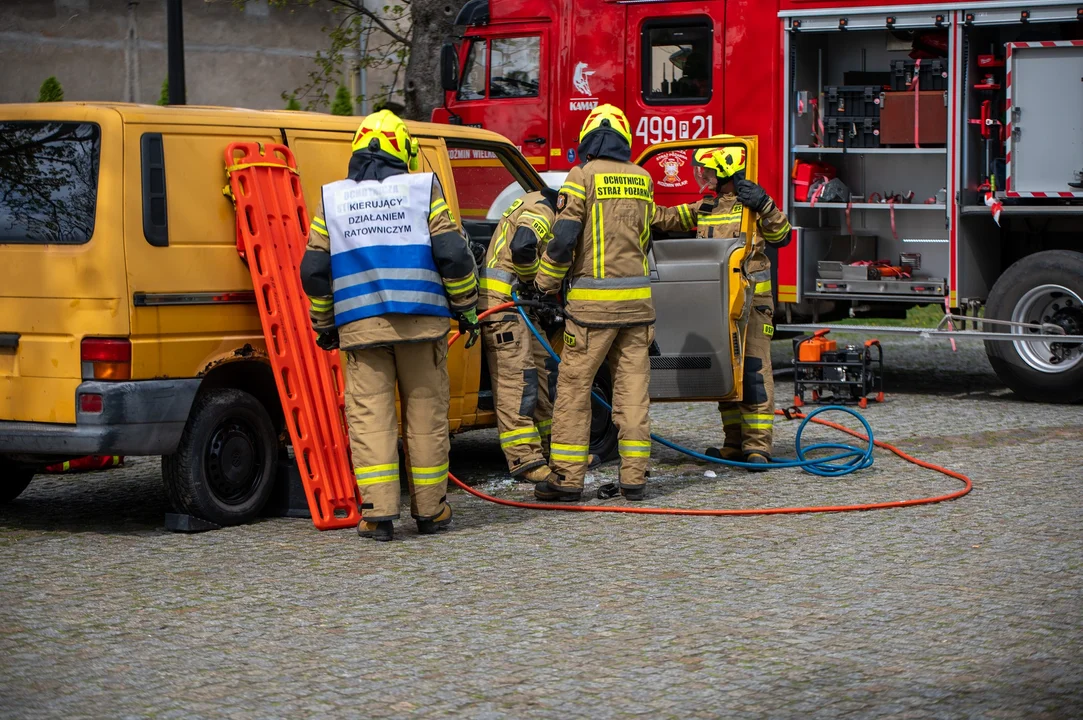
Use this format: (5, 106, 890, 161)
(754, 281, 772, 295)
(536, 419, 553, 436)
(550, 442, 589, 462)
(560, 181, 586, 200)
(721, 409, 741, 426)
(500, 426, 541, 448)
(310, 217, 329, 236)
(429, 198, 450, 221)
(591, 203, 605, 278)
(742, 413, 774, 430)
(411, 463, 449, 486)
(355, 463, 399, 486)
(566, 286, 651, 302)
(618, 439, 651, 458)
(309, 296, 334, 311)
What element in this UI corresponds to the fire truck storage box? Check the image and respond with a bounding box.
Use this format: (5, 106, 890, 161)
(879, 91, 947, 146)
(825, 117, 880, 148)
(1004, 41, 1083, 195)
(824, 86, 882, 117)
(890, 59, 948, 91)
(792, 160, 837, 202)
(815, 276, 946, 296)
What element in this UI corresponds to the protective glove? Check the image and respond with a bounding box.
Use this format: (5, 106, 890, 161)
(458, 308, 481, 349)
(734, 174, 774, 214)
(315, 328, 339, 352)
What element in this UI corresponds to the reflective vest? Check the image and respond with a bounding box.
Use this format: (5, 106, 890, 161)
(323, 172, 451, 326)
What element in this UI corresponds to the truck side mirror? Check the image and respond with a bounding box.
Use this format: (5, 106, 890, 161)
(440, 42, 459, 93)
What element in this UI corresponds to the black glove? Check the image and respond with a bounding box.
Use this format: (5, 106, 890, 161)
(457, 308, 481, 349)
(734, 174, 773, 214)
(315, 328, 339, 351)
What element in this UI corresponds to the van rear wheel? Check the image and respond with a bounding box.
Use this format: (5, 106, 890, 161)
(0, 458, 34, 503)
(162, 388, 278, 526)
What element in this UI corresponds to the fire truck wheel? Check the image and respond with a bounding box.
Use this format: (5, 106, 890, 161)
(0, 457, 34, 504)
(589, 365, 619, 466)
(984, 250, 1083, 403)
(162, 388, 279, 526)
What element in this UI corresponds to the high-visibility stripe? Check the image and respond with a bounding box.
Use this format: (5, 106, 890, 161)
(742, 413, 774, 430)
(62, 461, 70, 471)
(428, 199, 450, 221)
(444, 275, 478, 293)
(721, 409, 741, 426)
(550, 442, 589, 462)
(677, 203, 693, 230)
(640, 204, 651, 275)
(479, 277, 513, 295)
(355, 463, 399, 486)
(754, 281, 772, 295)
(698, 212, 743, 226)
(618, 439, 651, 458)
(412, 463, 449, 486)
(520, 211, 552, 236)
(310, 217, 329, 236)
(591, 203, 605, 278)
(513, 258, 541, 276)
(487, 223, 510, 269)
(567, 286, 652, 302)
(537, 419, 553, 436)
(500, 429, 541, 448)
(111, 456, 121, 466)
(500, 427, 541, 440)
(561, 181, 586, 199)
(540, 258, 568, 279)
(309, 296, 334, 310)
(762, 221, 791, 242)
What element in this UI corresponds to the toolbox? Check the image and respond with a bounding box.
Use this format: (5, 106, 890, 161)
(824, 85, 883, 117)
(879, 91, 947, 146)
(792, 330, 884, 409)
(792, 160, 837, 202)
(890, 59, 948, 91)
(825, 117, 880, 148)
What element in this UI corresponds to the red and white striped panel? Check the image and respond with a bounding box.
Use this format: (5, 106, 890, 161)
(1004, 41, 1083, 194)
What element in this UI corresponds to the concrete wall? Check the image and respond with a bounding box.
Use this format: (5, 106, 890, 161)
(0, 0, 403, 112)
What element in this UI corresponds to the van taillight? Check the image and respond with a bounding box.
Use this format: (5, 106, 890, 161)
(81, 338, 131, 380)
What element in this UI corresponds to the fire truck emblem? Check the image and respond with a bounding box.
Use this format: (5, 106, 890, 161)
(573, 62, 595, 96)
(656, 151, 688, 188)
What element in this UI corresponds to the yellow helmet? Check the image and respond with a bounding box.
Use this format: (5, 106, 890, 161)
(579, 104, 632, 147)
(351, 109, 420, 171)
(693, 145, 746, 181)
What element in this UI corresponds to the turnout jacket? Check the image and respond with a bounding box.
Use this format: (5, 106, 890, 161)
(301, 174, 478, 350)
(696, 192, 791, 297)
(479, 191, 555, 312)
(536, 158, 697, 327)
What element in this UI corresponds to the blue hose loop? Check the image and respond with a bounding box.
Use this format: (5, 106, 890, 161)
(511, 293, 875, 477)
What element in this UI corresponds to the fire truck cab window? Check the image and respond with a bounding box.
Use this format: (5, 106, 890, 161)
(642, 20, 711, 104)
(457, 40, 487, 100)
(489, 37, 540, 98)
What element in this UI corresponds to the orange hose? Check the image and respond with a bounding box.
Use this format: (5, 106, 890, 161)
(447, 303, 972, 516)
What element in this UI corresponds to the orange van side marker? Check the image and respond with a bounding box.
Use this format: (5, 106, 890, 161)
(225, 142, 360, 530)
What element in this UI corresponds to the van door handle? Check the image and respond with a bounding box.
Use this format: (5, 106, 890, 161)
(0, 333, 19, 349)
(524, 136, 546, 145)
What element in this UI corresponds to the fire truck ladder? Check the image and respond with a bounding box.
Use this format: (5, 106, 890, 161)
(225, 142, 360, 531)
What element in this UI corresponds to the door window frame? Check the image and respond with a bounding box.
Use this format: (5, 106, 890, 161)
(456, 34, 545, 103)
(640, 16, 714, 107)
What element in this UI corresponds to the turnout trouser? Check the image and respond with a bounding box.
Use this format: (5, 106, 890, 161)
(344, 340, 451, 521)
(718, 298, 775, 456)
(482, 311, 556, 476)
(549, 319, 652, 491)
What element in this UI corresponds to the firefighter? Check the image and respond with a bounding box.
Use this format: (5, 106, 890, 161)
(533, 104, 697, 502)
(691, 143, 792, 469)
(479, 188, 562, 482)
(299, 110, 479, 542)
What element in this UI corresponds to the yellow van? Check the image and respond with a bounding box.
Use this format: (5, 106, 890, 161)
(0, 104, 760, 525)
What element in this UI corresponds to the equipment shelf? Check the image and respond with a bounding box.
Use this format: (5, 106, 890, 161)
(795, 202, 947, 211)
(792, 146, 948, 156)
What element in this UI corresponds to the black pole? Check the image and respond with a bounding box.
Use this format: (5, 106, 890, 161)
(167, 0, 186, 105)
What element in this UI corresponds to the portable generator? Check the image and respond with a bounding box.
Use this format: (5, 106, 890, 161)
(791, 330, 884, 409)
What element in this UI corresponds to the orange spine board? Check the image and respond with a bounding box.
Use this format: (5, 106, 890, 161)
(225, 142, 359, 530)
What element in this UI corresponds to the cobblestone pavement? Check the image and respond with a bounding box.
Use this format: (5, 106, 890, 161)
(2, 338, 1081, 719)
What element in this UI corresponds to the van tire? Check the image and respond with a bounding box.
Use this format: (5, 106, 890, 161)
(0, 459, 34, 503)
(162, 388, 279, 526)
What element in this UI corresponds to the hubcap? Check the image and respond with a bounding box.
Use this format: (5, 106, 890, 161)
(1011, 284, 1083, 374)
(206, 419, 264, 505)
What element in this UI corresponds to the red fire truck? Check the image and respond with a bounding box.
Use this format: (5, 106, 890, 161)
(432, 0, 1083, 402)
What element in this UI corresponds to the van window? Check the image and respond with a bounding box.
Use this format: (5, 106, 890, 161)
(458, 40, 487, 100)
(445, 141, 533, 221)
(490, 37, 540, 99)
(0, 121, 101, 244)
(642, 19, 712, 105)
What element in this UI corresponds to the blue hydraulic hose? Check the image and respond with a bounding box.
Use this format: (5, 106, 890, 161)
(511, 294, 874, 477)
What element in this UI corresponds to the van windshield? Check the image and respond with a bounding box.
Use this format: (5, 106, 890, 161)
(0, 122, 101, 244)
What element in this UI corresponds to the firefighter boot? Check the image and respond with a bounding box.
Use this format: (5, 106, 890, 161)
(534, 477, 583, 502)
(358, 520, 394, 542)
(416, 502, 454, 535)
(520, 464, 557, 485)
(744, 452, 770, 472)
(620, 484, 645, 501)
(705, 446, 743, 461)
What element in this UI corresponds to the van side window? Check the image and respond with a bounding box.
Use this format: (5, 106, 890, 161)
(457, 40, 488, 100)
(445, 142, 535, 224)
(641, 18, 713, 105)
(141, 133, 168, 247)
(489, 37, 540, 99)
(0, 121, 101, 244)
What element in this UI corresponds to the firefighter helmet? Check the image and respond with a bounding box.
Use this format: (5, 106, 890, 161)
(579, 104, 632, 147)
(351, 109, 420, 171)
(693, 145, 746, 181)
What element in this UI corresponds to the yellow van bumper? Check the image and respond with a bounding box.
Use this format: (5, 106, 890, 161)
(0, 379, 200, 458)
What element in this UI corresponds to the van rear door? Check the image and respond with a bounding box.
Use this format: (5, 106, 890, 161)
(636, 136, 758, 402)
(0, 106, 128, 424)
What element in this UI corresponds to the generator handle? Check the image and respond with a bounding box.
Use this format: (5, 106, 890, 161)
(813, 329, 831, 338)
